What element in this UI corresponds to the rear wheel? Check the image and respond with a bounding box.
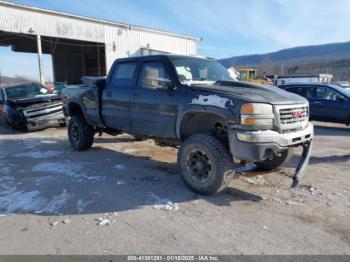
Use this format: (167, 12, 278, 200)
(68, 116, 94, 151)
(255, 148, 293, 171)
(178, 134, 234, 195)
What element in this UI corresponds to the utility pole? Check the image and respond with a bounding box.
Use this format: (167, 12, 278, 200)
(36, 34, 45, 84)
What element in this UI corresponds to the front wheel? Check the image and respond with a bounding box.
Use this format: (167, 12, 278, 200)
(255, 148, 293, 171)
(178, 134, 235, 195)
(68, 116, 94, 151)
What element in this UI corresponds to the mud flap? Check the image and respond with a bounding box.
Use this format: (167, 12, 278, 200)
(291, 140, 313, 188)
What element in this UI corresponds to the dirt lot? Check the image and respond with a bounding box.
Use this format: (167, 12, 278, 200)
(0, 121, 349, 255)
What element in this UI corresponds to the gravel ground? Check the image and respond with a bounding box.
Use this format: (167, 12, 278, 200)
(0, 121, 349, 255)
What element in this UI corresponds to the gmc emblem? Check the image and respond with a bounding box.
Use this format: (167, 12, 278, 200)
(292, 111, 305, 118)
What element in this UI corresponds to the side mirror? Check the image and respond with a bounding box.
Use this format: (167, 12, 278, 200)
(166, 80, 177, 96)
(336, 96, 346, 102)
(95, 79, 106, 88)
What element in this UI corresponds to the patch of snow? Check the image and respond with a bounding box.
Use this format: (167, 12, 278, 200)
(32, 176, 55, 185)
(50, 221, 59, 226)
(148, 192, 179, 212)
(0, 159, 10, 175)
(191, 95, 233, 109)
(15, 150, 61, 159)
(97, 218, 111, 226)
(42, 190, 70, 214)
(41, 140, 58, 144)
(114, 164, 126, 170)
(76, 199, 95, 213)
(77, 174, 106, 183)
(0, 186, 71, 215)
(32, 162, 82, 176)
(62, 219, 71, 224)
(0, 190, 44, 214)
(0, 176, 16, 195)
(116, 180, 127, 185)
(123, 148, 138, 154)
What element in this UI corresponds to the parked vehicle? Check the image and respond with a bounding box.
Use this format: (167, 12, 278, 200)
(280, 84, 350, 126)
(0, 82, 66, 131)
(333, 81, 350, 92)
(62, 55, 313, 194)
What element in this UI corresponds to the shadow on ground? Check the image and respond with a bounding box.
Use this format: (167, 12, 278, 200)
(0, 127, 262, 217)
(313, 123, 349, 137)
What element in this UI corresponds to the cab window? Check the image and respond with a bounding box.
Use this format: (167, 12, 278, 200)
(314, 86, 347, 101)
(138, 62, 170, 90)
(111, 62, 136, 86)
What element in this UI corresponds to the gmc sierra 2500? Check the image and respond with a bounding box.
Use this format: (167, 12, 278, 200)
(62, 55, 313, 195)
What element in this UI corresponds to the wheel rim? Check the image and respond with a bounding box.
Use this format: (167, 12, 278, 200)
(71, 123, 80, 145)
(186, 149, 212, 182)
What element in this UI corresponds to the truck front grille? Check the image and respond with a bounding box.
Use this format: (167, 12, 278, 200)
(275, 104, 309, 132)
(23, 102, 64, 121)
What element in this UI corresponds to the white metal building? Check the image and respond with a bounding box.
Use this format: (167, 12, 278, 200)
(0, 0, 198, 83)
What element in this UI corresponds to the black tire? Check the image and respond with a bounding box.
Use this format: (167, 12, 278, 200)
(255, 148, 293, 171)
(178, 134, 235, 195)
(68, 115, 94, 151)
(0, 115, 11, 129)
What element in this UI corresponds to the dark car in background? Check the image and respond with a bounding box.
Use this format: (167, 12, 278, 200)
(0, 82, 66, 131)
(280, 84, 350, 126)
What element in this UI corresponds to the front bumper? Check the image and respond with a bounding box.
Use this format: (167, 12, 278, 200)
(26, 111, 66, 131)
(229, 123, 314, 188)
(228, 123, 314, 162)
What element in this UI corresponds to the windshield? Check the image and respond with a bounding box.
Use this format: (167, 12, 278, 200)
(171, 57, 234, 85)
(5, 83, 50, 100)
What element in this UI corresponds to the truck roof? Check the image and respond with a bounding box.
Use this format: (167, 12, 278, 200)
(115, 54, 212, 63)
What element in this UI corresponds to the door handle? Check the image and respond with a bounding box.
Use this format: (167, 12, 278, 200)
(312, 101, 321, 105)
(132, 93, 139, 100)
(106, 91, 112, 97)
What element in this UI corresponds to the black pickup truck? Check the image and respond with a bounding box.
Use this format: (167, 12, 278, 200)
(62, 55, 314, 194)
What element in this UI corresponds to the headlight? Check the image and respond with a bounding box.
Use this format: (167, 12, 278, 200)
(240, 103, 274, 126)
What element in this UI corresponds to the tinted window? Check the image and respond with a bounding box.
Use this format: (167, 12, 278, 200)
(286, 87, 306, 96)
(111, 63, 136, 86)
(286, 86, 314, 98)
(138, 62, 169, 90)
(314, 86, 346, 101)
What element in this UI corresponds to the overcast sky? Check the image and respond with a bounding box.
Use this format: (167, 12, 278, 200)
(1, 0, 350, 80)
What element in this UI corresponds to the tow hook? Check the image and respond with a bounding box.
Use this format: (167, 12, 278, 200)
(291, 141, 313, 188)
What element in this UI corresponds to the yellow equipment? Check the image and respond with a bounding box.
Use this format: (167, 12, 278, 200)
(238, 68, 272, 85)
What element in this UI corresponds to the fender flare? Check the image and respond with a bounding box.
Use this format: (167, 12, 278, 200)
(67, 99, 92, 125)
(176, 105, 234, 140)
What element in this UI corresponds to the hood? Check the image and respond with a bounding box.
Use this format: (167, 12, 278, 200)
(189, 81, 307, 105)
(7, 94, 61, 107)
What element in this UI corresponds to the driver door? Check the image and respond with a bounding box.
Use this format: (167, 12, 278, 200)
(130, 60, 179, 138)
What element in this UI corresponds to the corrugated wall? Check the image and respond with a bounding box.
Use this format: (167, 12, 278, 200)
(0, 1, 198, 73)
(104, 25, 197, 70)
(0, 3, 104, 42)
